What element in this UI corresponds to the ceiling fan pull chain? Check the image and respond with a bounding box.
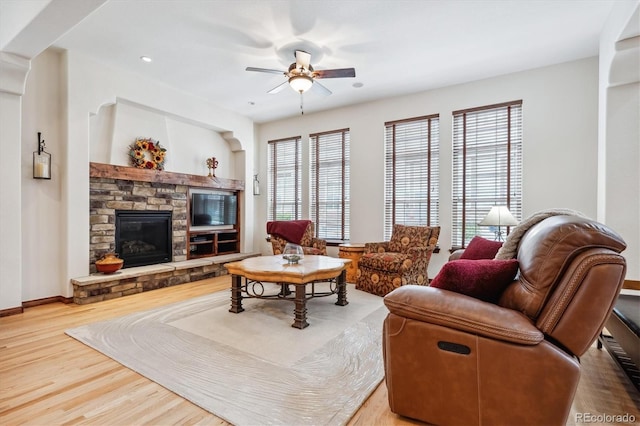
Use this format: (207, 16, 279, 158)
(300, 93, 304, 115)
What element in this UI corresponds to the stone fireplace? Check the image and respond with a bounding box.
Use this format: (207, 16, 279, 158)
(89, 177, 188, 273)
(72, 163, 253, 305)
(115, 210, 172, 267)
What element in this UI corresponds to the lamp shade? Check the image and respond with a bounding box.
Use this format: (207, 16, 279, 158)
(479, 206, 519, 227)
(289, 75, 313, 93)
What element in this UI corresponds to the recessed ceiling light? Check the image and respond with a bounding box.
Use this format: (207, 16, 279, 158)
(353, 82, 364, 88)
(140, 56, 152, 63)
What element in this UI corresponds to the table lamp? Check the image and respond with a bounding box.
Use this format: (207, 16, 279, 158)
(479, 206, 519, 241)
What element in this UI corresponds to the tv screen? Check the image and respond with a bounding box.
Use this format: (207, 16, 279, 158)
(191, 193, 237, 226)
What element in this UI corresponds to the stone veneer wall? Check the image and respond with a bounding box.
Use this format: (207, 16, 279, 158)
(89, 177, 188, 273)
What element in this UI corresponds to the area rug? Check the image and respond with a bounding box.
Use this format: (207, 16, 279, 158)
(65, 283, 387, 425)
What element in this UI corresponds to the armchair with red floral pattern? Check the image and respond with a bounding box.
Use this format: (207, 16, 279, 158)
(356, 224, 440, 296)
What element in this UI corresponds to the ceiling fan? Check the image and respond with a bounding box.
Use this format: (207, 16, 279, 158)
(246, 50, 356, 96)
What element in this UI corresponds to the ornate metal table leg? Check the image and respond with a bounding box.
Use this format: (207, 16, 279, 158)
(279, 283, 292, 296)
(336, 270, 349, 306)
(229, 274, 244, 313)
(292, 284, 309, 329)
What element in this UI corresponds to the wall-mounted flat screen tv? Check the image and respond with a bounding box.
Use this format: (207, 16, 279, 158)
(191, 192, 237, 226)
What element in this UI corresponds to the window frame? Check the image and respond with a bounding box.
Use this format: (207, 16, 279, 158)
(267, 136, 302, 222)
(384, 114, 440, 240)
(451, 100, 523, 249)
(309, 128, 350, 242)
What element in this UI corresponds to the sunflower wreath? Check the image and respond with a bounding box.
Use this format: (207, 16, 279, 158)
(129, 137, 167, 170)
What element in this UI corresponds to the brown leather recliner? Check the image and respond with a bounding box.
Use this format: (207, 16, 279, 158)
(382, 215, 627, 426)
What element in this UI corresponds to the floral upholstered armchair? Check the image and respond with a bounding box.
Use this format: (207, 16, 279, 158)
(267, 220, 327, 255)
(356, 224, 440, 296)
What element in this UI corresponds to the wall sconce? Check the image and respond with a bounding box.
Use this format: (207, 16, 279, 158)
(253, 174, 260, 196)
(33, 132, 51, 179)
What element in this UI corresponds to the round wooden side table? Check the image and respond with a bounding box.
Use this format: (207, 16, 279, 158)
(338, 243, 365, 283)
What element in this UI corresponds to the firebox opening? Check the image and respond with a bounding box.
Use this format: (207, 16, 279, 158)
(115, 210, 172, 268)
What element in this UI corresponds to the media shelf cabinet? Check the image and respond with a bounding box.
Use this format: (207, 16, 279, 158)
(188, 229, 239, 259)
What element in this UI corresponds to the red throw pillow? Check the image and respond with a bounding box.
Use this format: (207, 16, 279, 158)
(460, 236, 503, 260)
(430, 259, 519, 303)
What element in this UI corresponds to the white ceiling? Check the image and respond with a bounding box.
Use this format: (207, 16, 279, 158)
(51, 0, 618, 123)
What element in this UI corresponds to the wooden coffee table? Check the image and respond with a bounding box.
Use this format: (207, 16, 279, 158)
(224, 255, 351, 329)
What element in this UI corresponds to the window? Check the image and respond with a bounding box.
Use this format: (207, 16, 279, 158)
(452, 100, 523, 248)
(310, 129, 350, 241)
(384, 115, 440, 240)
(267, 136, 301, 221)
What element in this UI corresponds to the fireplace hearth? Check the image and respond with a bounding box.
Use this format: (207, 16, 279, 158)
(115, 210, 172, 268)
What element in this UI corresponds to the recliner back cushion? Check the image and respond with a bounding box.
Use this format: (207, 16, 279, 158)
(498, 216, 626, 320)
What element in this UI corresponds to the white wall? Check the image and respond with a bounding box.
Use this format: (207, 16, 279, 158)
(165, 118, 235, 178)
(89, 99, 236, 179)
(256, 58, 601, 277)
(20, 48, 63, 302)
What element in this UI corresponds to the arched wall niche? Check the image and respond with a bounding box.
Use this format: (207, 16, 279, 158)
(88, 97, 245, 180)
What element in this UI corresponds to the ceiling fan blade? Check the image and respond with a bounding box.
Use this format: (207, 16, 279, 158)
(314, 68, 356, 79)
(311, 80, 332, 96)
(295, 50, 311, 69)
(246, 67, 286, 75)
(267, 81, 289, 94)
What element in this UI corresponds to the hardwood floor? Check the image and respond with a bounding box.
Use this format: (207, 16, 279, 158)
(1, 276, 638, 425)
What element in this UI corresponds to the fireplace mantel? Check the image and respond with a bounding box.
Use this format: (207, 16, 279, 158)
(90, 162, 245, 191)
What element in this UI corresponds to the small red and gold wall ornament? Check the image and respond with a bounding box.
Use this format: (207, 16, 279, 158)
(129, 137, 167, 170)
(206, 157, 219, 177)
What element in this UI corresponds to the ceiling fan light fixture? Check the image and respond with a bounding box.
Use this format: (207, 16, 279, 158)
(289, 75, 313, 93)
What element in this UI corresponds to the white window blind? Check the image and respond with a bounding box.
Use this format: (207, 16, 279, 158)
(310, 129, 350, 241)
(267, 136, 301, 221)
(384, 115, 440, 240)
(452, 100, 523, 248)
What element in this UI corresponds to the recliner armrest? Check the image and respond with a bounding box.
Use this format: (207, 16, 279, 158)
(384, 285, 543, 345)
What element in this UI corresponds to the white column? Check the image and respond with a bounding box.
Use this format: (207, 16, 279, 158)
(598, 2, 640, 281)
(0, 0, 108, 309)
(0, 53, 30, 311)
